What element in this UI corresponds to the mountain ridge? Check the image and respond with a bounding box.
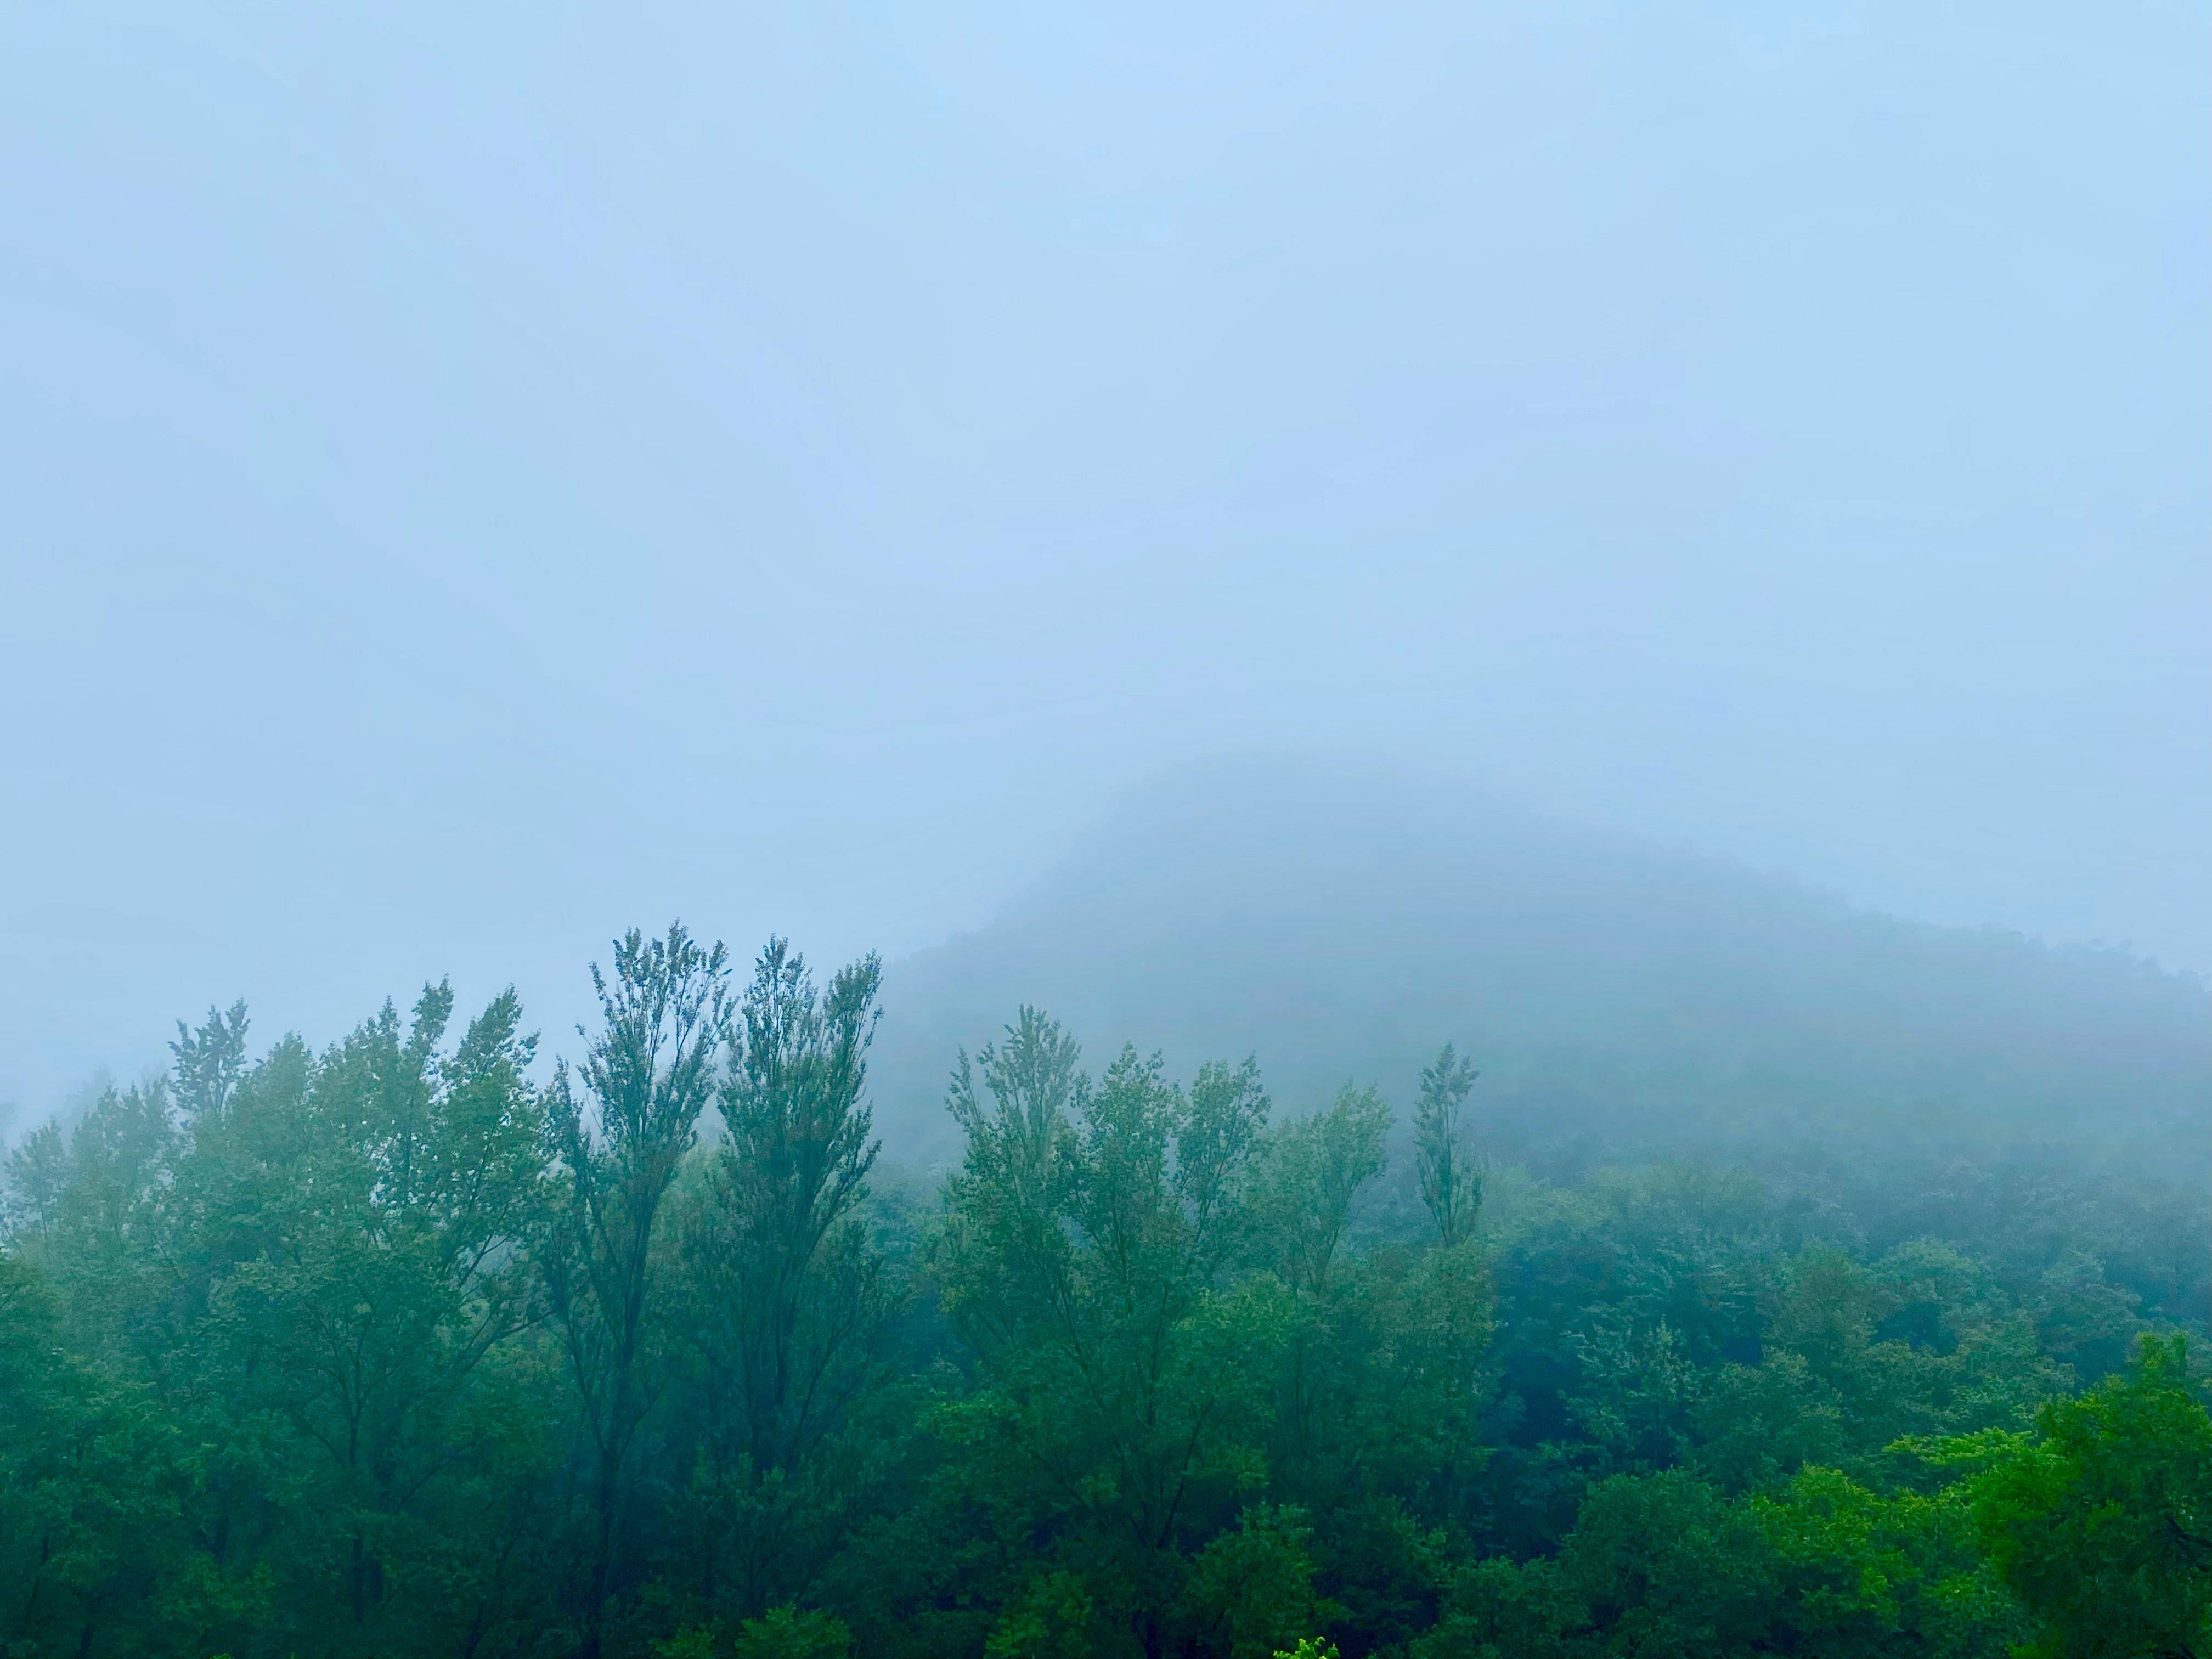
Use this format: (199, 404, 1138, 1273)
(864, 758, 2210, 1180)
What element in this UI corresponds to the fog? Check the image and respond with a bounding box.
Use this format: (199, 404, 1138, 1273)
(9, 12, 2212, 1654)
(865, 758, 2211, 1179)
(3, 0, 2207, 1128)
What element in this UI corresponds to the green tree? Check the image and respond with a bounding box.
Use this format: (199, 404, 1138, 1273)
(210, 983, 548, 1651)
(936, 1012, 1280, 1659)
(1754, 1463, 2030, 1658)
(545, 923, 732, 1658)
(1252, 1084, 1391, 1496)
(1413, 1045, 1479, 1250)
(1412, 1555, 1579, 1659)
(1553, 1470, 1778, 1657)
(170, 999, 252, 1121)
(1966, 1334, 2212, 1659)
(986, 1571, 1095, 1659)
(2, 1076, 176, 1359)
(0, 1255, 201, 1659)
(678, 940, 892, 1618)
(1184, 1505, 1337, 1659)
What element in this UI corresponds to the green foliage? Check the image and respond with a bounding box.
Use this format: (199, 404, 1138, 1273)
(547, 924, 732, 1655)
(1413, 1044, 1479, 1250)
(1186, 1505, 1338, 1659)
(934, 1016, 1284, 1654)
(731, 1605, 852, 1659)
(655, 1605, 851, 1659)
(1254, 1084, 1390, 1301)
(985, 1571, 1093, 1659)
(675, 940, 893, 1618)
(2, 932, 2203, 1659)
(1964, 1334, 2212, 1659)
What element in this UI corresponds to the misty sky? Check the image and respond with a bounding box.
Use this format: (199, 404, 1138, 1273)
(3, 1, 2207, 1121)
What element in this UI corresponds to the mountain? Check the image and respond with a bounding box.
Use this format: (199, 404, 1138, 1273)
(866, 758, 2210, 1189)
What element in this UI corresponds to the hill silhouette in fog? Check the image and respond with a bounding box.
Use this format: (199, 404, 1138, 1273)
(868, 759, 2210, 1183)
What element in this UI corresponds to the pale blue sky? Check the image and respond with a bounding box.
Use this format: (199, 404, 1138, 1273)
(3, 1, 2206, 1118)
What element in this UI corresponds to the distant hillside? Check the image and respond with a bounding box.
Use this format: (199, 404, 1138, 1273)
(868, 759, 2210, 1186)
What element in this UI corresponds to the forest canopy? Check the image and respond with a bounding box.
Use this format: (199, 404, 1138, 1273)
(4, 921, 2209, 1659)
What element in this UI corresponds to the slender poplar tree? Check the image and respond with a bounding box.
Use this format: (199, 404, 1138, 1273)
(1413, 1042, 1480, 1249)
(543, 923, 730, 1659)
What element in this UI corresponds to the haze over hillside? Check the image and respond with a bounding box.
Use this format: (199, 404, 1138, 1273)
(8, 4, 2211, 1652)
(870, 759, 2211, 1181)
(5, 2, 2207, 1135)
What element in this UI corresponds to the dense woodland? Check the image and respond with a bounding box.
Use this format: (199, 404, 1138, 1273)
(5, 923, 2210, 1659)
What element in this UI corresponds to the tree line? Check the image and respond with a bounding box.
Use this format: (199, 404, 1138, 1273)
(4, 924, 2208, 1658)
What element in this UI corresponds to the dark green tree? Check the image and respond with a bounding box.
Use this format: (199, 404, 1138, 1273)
(678, 939, 891, 1618)
(1413, 1045, 1479, 1249)
(1251, 1085, 1391, 1498)
(936, 1013, 1280, 1659)
(170, 999, 251, 1122)
(545, 923, 732, 1658)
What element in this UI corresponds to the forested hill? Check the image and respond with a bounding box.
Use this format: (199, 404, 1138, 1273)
(870, 760, 2211, 1179)
(8, 822, 2211, 1656)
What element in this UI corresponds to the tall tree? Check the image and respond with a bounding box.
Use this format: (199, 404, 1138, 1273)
(680, 939, 890, 1616)
(1413, 1045, 1479, 1249)
(1251, 1085, 1391, 1498)
(238, 984, 548, 1650)
(938, 1014, 1279, 1659)
(544, 924, 731, 1658)
(171, 1000, 251, 1122)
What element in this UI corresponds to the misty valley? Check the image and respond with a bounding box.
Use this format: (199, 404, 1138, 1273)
(5, 783, 2209, 1659)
